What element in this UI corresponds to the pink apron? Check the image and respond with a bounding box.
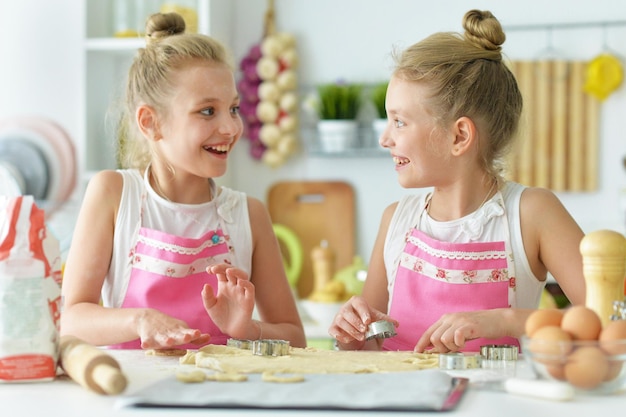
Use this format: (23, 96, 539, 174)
(383, 192, 518, 352)
(109, 187, 233, 349)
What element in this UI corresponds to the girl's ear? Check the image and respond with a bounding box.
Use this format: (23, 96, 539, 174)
(451, 116, 476, 156)
(136, 105, 161, 141)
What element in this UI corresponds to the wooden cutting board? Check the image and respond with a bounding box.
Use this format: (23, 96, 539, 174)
(267, 181, 355, 298)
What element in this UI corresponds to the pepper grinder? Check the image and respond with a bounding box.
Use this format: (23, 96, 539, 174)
(580, 229, 626, 327)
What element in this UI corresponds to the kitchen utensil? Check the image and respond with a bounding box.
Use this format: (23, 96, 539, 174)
(475, 378, 574, 401)
(59, 335, 128, 395)
(251, 339, 290, 357)
(580, 229, 626, 326)
(267, 181, 355, 298)
(480, 345, 519, 361)
(438, 353, 482, 370)
(364, 320, 396, 340)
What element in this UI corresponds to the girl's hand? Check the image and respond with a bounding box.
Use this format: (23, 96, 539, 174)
(137, 309, 210, 349)
(328, 296, 398, 350)
(414, 309, 507, 353)
(202, 263, 257, 339)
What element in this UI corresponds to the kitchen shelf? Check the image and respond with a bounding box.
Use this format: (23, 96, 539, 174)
(307, 147, 388, 158)
(85, 38, 145, 51)
(301, 125, 388, 158)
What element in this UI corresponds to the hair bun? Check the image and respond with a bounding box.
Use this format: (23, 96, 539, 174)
(145, 12, 186, 44)
(462, 9, 505, 52)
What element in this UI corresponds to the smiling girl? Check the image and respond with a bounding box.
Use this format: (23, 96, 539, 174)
(61, 12, 305, 350)
(329, 9, 585, 353)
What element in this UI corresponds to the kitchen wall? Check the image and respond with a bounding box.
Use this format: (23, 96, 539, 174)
(1, 0, 626, 264)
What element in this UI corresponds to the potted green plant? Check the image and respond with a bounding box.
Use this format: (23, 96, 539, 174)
(370, 81, 388, 142)
(315, 81, 363, 152)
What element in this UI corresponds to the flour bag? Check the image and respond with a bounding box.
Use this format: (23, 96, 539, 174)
(0, 196, 62, 382)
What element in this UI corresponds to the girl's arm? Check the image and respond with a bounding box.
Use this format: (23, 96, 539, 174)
(519, 187, 586, 305)
(61, 171, 207, 348)
(246, 197, 307, 347)
(330, 202, 399, 350)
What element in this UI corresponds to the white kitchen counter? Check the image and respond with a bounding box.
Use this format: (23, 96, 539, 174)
(1, 349, 624, 417)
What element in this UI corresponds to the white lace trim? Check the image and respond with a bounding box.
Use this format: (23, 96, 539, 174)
(406, 235, 507, 261)
(398, 252, 510, 284)
(131, 252, 230, 278)
(137, 233, 226, 256)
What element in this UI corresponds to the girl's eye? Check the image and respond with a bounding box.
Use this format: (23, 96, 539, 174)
(394, 119, 405, 128)
(201, 107, 215, 116)
(231, 106, 240, 115)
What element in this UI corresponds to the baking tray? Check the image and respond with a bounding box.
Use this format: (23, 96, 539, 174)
(119, 369, 468, 412)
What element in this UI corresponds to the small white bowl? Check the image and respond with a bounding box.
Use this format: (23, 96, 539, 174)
(299, 300, 343, 330)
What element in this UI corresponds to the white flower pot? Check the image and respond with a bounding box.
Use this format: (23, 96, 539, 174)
(370, 118, 387, 148)
(317, 120, 358, 152)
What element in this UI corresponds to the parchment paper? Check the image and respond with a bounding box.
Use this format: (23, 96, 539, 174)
(118, 369, 467, 411)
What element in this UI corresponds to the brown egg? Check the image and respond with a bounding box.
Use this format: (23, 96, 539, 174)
(564, 346, 609, 389)
(545, 362, 567, 381)
(604, 361, 623, 382)
(599, 320, 626, 355)
(561, 306, 602, 340)
(525, 308, 564, 337)
(528, 325, 573, 362)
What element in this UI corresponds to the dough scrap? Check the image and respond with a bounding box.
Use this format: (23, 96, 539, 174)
(179, 350, 197, 365)
(176, 370, 206, 383)
(206, 372, 248, 382)
(145, 348, 188, 357)
(262, 372, 305, 383)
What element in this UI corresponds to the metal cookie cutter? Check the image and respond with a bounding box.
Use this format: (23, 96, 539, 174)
(227, 338, 253, 350)
(364, 320, 397, 341)
(252, 339, 290, 357)
(480, 344, 519, 361)
(438, 352, 482, 370)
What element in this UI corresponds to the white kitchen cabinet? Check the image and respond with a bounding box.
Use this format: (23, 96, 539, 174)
(82, 0, 232, 185)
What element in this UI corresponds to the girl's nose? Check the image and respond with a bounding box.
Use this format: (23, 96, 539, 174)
(378, 120, 391, 147)
(219, 113, 243, 137)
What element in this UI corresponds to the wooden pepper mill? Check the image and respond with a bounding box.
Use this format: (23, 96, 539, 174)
(579, 229, 626, 327)
(59, 335, 128, 395)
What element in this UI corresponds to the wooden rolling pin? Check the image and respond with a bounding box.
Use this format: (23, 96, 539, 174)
(59, 335, 128, 395)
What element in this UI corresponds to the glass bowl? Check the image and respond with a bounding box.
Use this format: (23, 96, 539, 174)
(520, 335, 626, 394)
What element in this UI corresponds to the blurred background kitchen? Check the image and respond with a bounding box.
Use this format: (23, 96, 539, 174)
(1, 0, 626, 340)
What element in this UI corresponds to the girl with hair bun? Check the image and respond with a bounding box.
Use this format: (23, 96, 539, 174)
(330, 10, 585, 353)
(61, 12, 305, 350)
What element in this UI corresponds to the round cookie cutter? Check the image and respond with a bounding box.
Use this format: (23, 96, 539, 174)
(438, 352, 482, 370)
(364, 320, 397, 340)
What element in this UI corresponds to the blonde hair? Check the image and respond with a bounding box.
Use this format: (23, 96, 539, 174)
(117, 12, 233, 170)
(392, 9, 522, 184)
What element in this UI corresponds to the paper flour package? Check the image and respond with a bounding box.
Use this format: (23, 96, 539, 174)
(0, 195, 62, 382)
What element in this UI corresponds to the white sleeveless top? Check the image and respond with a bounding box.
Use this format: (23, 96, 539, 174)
(102, 169, 252, 308)
(384, 181, 544, 309)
